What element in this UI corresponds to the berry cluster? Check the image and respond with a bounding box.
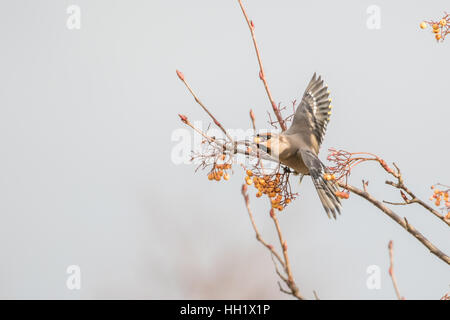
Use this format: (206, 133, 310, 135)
(335, 191, 349, 199)
(429, 184, 450, 218)
(420, 13, 449, 42)
(207, 162, 232, 181)
(244, 169, 295, 211)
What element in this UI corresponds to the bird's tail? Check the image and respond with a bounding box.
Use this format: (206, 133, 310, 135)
(311, 174, 342, 219)
(299, 149, 342, 219)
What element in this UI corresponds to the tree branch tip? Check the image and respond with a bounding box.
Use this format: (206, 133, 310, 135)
(178, 114, 188, 123)
(249, 109, 255, 121)
(388, 240, 393, 249)
(176, 69, 185, 81)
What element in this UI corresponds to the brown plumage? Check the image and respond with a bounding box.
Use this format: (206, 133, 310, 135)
(258, 73, 341, 219)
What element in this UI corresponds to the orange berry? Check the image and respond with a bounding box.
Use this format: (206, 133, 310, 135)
(246, 178, 253, 185)
(433, 28, 439, 34)
(246, 170, 253, 177)
(223, 173, 230, 181)
(208, 173, 214, 180)
(285, 199, 291, 204)
(432, 23, 439, 29)
(256, 192, 262, 198)
(215, 175, 221, 181)
(440, 19, 447, 26)
(218, 170, 224, 176)
(221, 154, 226, 161)
(269, 192, 276, 198)
(335, 191, 349, 199)
(436, 34, 442, 40)
(420, 22, 427, 29)
(277, 206, 284, 211)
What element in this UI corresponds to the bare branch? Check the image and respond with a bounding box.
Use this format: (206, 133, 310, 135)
(237, 0, 287, 131)
(385, 180, 450, 227)
(241, 184, 304, 299)
(388, 241, 404, 300)
(176, 70, 234, 142)
(340, 182, 450, 265)
(241, 184, 285, 268)
(269, 208, 303, 299)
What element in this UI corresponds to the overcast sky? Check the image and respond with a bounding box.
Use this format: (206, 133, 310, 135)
(0, 0, 448, 299)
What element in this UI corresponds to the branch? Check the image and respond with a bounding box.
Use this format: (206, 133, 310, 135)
(178, 114, 275, 162)
(388, 241, 404, 300)
(340, 182, 450, 265)
(328, 150, 450, 227)
(241, 184, 285, 267)
(385, 178, 450, 227)
(237, 0, 287, 131)
(241, 184, 305, 300)
(269, 208, 303, 299)
(176, 70, 234, 142)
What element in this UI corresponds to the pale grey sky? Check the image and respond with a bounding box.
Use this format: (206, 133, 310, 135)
(0, 0, 448, 299)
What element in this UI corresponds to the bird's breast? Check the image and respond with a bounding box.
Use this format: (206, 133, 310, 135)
(279, 152, 309, 175)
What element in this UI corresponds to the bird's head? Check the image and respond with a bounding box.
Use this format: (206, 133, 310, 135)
(254, 132, 289, 161)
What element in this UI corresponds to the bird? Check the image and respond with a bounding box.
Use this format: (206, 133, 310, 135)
(256, 73, 342, 219)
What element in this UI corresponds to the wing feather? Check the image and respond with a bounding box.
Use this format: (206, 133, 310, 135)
(284, 73, 332, 151)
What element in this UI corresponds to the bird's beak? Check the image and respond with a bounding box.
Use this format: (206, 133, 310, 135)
(257, 140, 270, 154)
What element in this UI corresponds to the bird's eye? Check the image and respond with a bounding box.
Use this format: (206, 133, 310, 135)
(256, 133, 272, 141)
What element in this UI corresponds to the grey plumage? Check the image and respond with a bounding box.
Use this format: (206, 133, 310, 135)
(258, 73, 342, 218)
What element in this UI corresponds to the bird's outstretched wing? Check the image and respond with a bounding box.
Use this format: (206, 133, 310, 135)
(284, 73, 332, 153)
(298, 149, 341, 219)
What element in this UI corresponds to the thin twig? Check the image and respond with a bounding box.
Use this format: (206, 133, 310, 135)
(237, 0, 287, 131)
(178, 114, 274, 162)
(385, 180, 450, 227)
(241, 185, 285, 267)
(388, 241, 404, 300)
(340, 182, 450, 265)
(270, 208, 304, 299)
(241, 184, 304, 300)
(176, 70, 234, 142)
